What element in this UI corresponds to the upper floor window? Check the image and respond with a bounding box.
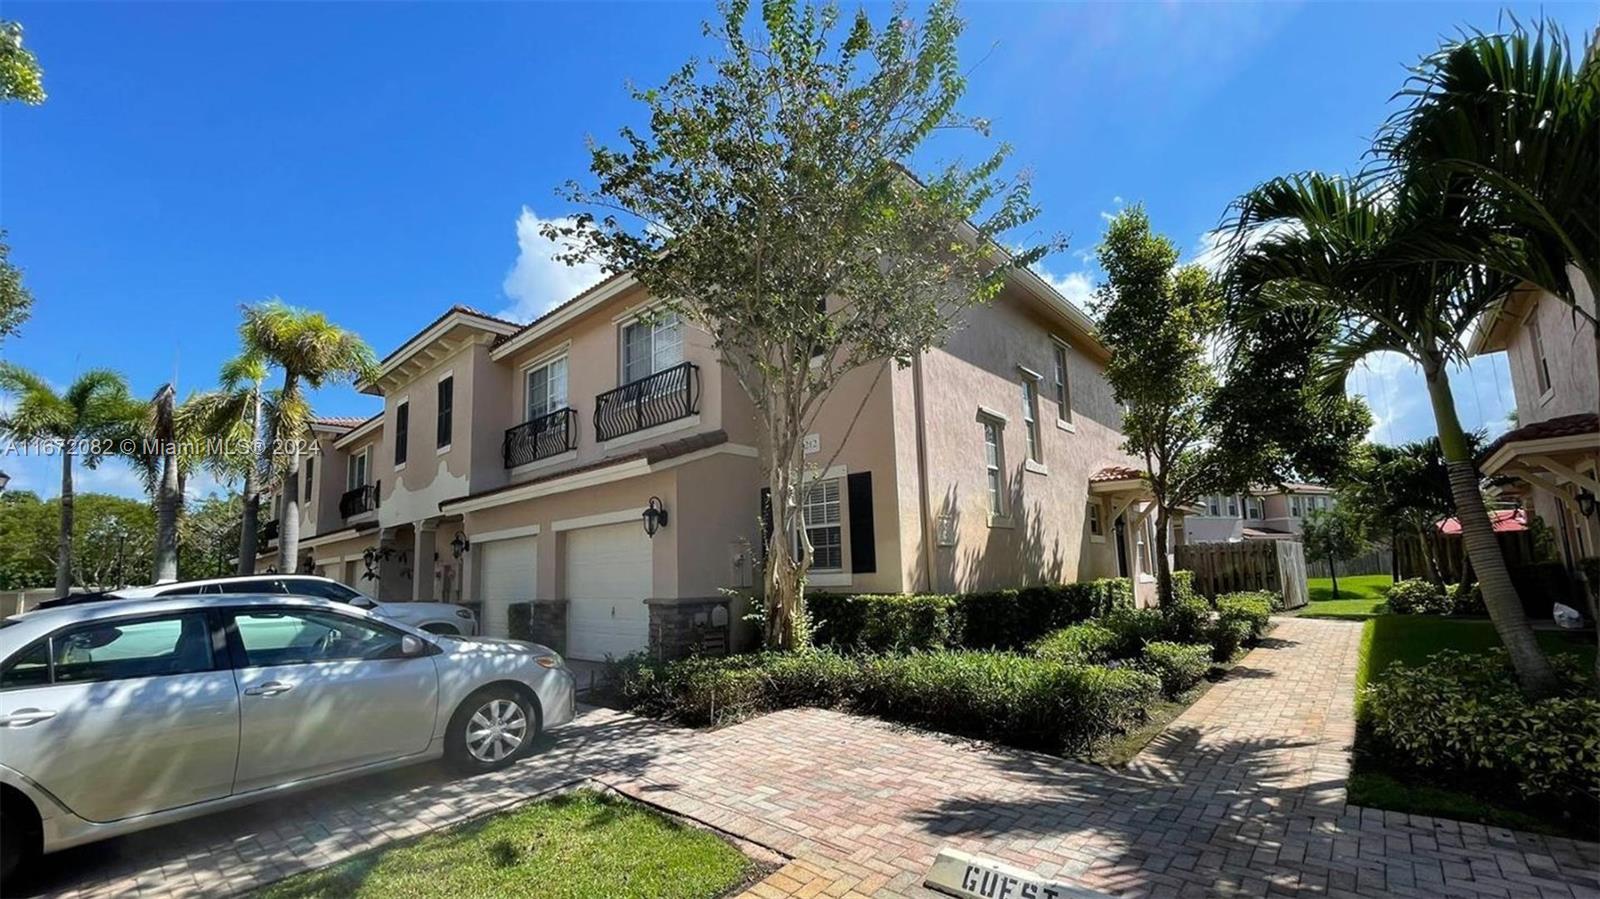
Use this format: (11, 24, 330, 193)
(526, 357, 569, 422)
(981, 417, 1006, 517)
(394, 400, 409, 467)
(622, 312, 683, 384)
(1020, 376, 1042, 463)
(1246, 496, 1264, 519)
(1526, 313, 1552, 396)
(799, 478, 843, 571)
(1051, 341, 1072, 422)
(347, 446, 369, 490)
(436, 376, 454, 449)
(1290, 495, 1303, 518)
(1226, 495, 1239, 518)
(1206, 495, 1221, 517)
(304, 458, 314, 499)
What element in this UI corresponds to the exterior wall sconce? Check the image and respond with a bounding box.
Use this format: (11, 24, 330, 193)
(1579, 489, 1597, 519)
(451, 531, 471, 559)
(642, 496, 669, 538)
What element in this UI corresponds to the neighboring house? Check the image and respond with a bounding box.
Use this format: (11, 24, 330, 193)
(1183, 484, 1335, 544)
(1469, 277, 1599, 574)
(255, 269, 1160, 660)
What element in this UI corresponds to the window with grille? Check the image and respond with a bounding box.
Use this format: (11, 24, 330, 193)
(799, 478, 842, 571)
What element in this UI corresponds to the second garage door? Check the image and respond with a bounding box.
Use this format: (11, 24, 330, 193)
(564, 522, 652, 661)
(478, 536, 537, 638)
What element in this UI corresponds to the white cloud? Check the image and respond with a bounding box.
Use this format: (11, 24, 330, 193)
(1033, 265, 1096, 310)
(498, 207, 609, 323)
(1345, 352, 1514, 446)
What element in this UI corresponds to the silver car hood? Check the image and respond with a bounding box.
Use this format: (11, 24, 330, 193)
(436, 635, 552, 657)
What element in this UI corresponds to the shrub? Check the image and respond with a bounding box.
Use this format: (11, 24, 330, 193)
(1141, 641, 1212, 697)
(1207, 618, 1253, 662)
(1098, 606, 1168, 657)
(604, 650, 856, 727)
(807, 593, 960, 652)
(1215, 592, 1273, 639)
(1385, 578, 1447, 615)
(856, 652, 1159, 753)
(1032, 622, 1119, 664)
(1160, 596, 1212, 644)
(507, 602, 533, 641)
(1170, 570, 1197, 605)
(1446, 582, 1486, 616)
(1363, 650, 1600, 808)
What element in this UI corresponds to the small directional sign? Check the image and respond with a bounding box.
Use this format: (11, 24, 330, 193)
(924, 848, 1109, 899)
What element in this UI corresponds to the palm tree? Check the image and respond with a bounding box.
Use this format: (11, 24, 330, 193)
(1224, 170, 1559, 695)
(0, 366, 137, 597)
(1381, 19, 1600, 392)
(184, 353, 271, 574)
(239, 301, 376, 572)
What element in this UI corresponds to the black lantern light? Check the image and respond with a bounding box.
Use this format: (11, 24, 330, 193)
(1579, 489, 1597, 519)
(642, 496, 669, 538)
(451, 531, 471, 559)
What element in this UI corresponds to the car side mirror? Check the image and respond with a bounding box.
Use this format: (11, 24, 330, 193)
(349, 596, 377, 610)
(400, 635, 427, 657)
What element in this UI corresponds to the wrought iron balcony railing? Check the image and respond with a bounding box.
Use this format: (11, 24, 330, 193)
(339, 482, 379, 518)
(594, 361, 699, 442)
(503, 407, 577, 468)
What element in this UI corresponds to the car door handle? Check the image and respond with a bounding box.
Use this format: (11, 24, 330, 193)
(0, 708, 57, 727)
(243, 681, 294, 697)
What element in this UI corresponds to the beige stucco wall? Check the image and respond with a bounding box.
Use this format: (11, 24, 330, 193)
(1505, 284, 1598, 425)
(377, 342, 485, 528)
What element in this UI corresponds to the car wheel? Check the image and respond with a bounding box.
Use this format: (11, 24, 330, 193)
(0, 803, 35, 887)
(445, 686, 538, 773)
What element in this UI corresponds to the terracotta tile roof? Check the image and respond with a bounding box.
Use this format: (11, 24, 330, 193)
(439, 429, 729, 510)
(1090, 465, 1145, 483)
(492, 271, 633, 348)
(1437, 508, 1527, 535)
(1481, 412, 1598, 460)
(311, 416, 369, 429)
(375, 304, 521, 368)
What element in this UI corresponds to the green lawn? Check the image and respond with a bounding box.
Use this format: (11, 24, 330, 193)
(253, 791, 754, 899)
(1298, 574, 1391, 620)
(1352, 614, 1598, 839)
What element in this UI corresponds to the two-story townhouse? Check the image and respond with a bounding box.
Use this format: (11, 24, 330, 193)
(1469, 277, 1599, 572)
(1183, 484, 1335, 543)
(262, 269, 1162, 661)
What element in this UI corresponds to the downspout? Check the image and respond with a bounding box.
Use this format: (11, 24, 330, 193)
(912, 351, 937, 593)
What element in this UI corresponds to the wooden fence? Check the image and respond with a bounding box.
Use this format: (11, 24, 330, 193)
(1394, 530, 1539, 583)
(1176, 540, 1308, 609)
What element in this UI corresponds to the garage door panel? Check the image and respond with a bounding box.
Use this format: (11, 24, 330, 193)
(564, 522, 651, 661)
(479, 537, 537, 639)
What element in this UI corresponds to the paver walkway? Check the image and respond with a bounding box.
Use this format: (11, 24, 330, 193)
(15, 617, 1599, 899)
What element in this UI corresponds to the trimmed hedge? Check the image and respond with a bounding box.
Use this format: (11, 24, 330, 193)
(1386, 578, 1448, 615)
(1142, 641, 1212, 697)
(808, 578, 1133, 653)
(1215, 592, 1273, 640)
(605, 647, 1161, 754)
(1363, 650, 1600, 810)
(1032, 622, 1119, 664)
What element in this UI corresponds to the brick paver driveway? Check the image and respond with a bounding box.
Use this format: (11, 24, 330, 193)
(14, 617, 1599, 898)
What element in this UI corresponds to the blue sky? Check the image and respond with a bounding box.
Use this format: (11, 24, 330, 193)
(1, 1, 1585, 499)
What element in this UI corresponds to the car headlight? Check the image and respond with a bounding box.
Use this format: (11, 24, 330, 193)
(455, 608, 474, 619)
(534, 652, 564, 670)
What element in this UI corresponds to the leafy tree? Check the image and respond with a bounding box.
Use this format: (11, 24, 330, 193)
(0, 491, 155, 590)
(0, 20, 45, 105)
(185, 353, 273, 574)
(0, 366, 139, 597)
(1092, 206, 1226, 606)
(544, 0, 1052, 647)
(1381, 18, 1599, 399)
(1301, 502, 1368, 599)
(1225, 171, 1557, 694)
(180, 492, 243, 579)
(1341, 435, 1484, 589)
(0, 231, 32, 344)
(239, 301, 376, 572)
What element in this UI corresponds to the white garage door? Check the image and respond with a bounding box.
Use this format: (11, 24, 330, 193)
(564, 522, 652, 661)
(478, 537, 537, 638)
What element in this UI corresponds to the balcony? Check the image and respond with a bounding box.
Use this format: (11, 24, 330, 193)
(339, 482, 380, 519)
(504, 407, 577, 468)
(594, 361, 700, 442)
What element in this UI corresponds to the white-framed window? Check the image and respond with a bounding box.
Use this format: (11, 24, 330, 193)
(1226, 495, 1239, 518)
(799, 478, 843, 571)
(1088, 501, 1104, 538)
(346, 446, 370, 490)
(1206, 495, 1221, 517)
(1051, 341, 1072, 422)
(1020, 376, 1042, 463)
(525, 356, 569, 422)
(622, 312, 684, 384)
(1247, 496, 1264, 519)
(1290, 495, 1303, 518)
(981, 416, 1006, 516)
(1527, 312, 1552, 396)
(1137, 515, 1153, 573)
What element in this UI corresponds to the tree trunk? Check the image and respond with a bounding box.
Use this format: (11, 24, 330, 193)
(761, 465, 808, 650)
(1329, 558, 1340, 599)
(153, 451, 180, 582)
(278, 449, 300, 574)
(1414, 522, 1445, 587)
(236, 388, 262, 575)
(1153, 505, 1173, 606)
(55, 447, 74, 598)
(1423, 366, 1558, 695)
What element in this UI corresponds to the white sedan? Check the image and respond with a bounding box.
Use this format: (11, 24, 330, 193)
(0, 594, 574, 883)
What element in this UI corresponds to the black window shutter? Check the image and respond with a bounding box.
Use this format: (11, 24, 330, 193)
(395, 403, 408, 466)
(847, 471, 876, 574)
